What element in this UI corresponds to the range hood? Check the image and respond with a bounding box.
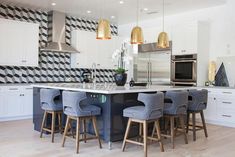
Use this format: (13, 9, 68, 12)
(138, 41, 172, 53)
(41, 11, 79, 53)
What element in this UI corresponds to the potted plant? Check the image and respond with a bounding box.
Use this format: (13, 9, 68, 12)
(112, 41, 132, 86)
(114, 67, 127, 86)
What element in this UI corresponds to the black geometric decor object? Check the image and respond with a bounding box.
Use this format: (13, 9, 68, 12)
(215, 63, 229, 87)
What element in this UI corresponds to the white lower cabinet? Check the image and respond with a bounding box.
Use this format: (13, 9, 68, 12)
(203, 88, 235, 128)
(0, 86, 33, 121)
(204, 94, 217, 121)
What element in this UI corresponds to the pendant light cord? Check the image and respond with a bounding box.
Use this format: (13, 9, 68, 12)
(162, 0, 165, 32)
(137, 0, 139, 26)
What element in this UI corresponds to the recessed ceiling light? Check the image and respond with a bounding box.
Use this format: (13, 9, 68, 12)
(51, 2, 56, 6)
(143, 8, 148, 11)
(119, 1, 124, 4)
(87, 10, 91, 14)
(111, 16, 115, 19)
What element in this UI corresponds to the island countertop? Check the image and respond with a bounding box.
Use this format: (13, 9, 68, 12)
(31, 83, 196, 94)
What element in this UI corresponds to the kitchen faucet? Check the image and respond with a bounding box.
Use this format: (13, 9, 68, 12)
(91, 63, 96, 85)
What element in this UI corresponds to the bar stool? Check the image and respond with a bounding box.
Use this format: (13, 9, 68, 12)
(122, 92, 165, 157)
(40, 88, 63, 143)
(61, 91, 102, 154)
(161, 90, 188, 149)
(186, 89, 208, 141)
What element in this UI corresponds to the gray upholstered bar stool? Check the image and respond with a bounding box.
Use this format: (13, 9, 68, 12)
(122, 92, 165, 157)
(161, 90, 188, 149)
(61, 91, 102, 154)
(186, 89, 208, 141)
(40, 88, 63, 143)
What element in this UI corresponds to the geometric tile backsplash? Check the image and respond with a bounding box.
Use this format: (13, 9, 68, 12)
(0, 4, 118, 83)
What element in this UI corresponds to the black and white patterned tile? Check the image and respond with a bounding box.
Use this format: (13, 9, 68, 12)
(0, 4, 116, 84)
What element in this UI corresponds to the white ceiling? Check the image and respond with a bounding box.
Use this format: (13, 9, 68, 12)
(1, 0, 227, 24)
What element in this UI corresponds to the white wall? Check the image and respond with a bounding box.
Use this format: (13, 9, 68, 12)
(119, 0, 235, 86)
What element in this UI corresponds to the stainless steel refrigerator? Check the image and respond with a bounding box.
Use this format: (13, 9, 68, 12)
(133, 51, 171, 85)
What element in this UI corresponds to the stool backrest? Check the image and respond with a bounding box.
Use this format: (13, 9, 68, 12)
(137, 92, 164, 120)
(40, 88, 60, 110)
(188, 89, 208, 111)
(165, 90, 189, 115)
(62, 91, 87, 115)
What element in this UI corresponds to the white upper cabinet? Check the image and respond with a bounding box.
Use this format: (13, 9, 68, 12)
(71, 30, 124, 69)
(171, 21, 198, 55)
(0, 18, 39, 67)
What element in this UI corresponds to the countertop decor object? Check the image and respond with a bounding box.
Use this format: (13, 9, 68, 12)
(215, 63, 229, 87)
(208, 61, 216, 85)
(112, 41, 132, 86)
(114, 68, 127, 86)
(157, 0, 169, 48)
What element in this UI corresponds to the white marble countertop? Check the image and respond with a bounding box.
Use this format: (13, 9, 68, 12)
(31, 83, 197, 94)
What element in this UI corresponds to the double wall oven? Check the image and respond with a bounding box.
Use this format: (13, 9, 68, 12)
(171, 54, 197, 86)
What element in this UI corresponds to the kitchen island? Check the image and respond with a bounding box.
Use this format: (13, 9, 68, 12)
(32, 83, 194, 148)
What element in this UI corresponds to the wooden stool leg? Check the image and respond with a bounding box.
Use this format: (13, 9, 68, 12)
(58, 112, 62, 133)
(186, 112, 190, 133)
(192, 112, 196, 141)
(51, 112, 55, 143)
(200, 110, 208, 138)
(139, 123, 143, 136)
(62, 116, 70, 147)
(69, 120, 75, 138)
(170, 117, 175, 149)
(83, 119, 87, 143)
(76, 117, 80, 154)
(40, 111, 47, 138)
(92, 116, 102, 149)
(156, 120, 164, 152)
(122, 118, 132, 152)
(143, 121, 148, 157)
(164, 117, 169, 136)
(151, 122, 155, 138)
(179, 116, 188, 144)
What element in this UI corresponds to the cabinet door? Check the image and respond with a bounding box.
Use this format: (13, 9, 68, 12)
(22, 87, 33, 116)
(97, 38, 117, 69)
(0, 18, 39, 66)
(0, 90, 7, 119)
(5, 88, 23, 117)
(204, 95, 217, 121)
(172, 21, 197, 55)
(71, 30, 97, 68)
(22, 23, 39, 67)
(71, 30, 89, 68)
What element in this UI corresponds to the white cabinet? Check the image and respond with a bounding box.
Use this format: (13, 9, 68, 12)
(204, 91, 217, 121)
(0, 18, 39, 67)
(203, 88, 235, 127)
(71, 30, 123, 69)
(172, 21, 198, 55)
(0, 85, 33, 121)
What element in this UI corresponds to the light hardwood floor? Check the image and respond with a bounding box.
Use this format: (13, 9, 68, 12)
(0, 119, 235, 157)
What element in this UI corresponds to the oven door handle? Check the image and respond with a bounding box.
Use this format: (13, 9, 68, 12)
(173, 60, 196, 63)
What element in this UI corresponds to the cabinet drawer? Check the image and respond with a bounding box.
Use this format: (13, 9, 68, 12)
(217, 99, 235, 109)
(217, 109, 235, 123)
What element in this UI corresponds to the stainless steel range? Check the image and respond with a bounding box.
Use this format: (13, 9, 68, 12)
(171, 54, 197, 86)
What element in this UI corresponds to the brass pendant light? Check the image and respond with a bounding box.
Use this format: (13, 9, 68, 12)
(157, 0, 169, 48)
(131, 0, 144, 44)
(96, 0, 111, 40)
(96, 19, 111, 39)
